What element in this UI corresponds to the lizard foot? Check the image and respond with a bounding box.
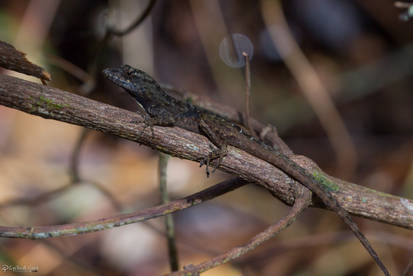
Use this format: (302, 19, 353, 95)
(199, 157, 211, 177)
(137, 115, 157, 139)
(199, 147, 228, 177)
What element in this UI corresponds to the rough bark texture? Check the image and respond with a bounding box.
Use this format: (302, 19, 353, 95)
(0, 73, 412, 229)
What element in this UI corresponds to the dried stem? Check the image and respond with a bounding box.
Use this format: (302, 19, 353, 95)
(261, 0, 357, 178)
(167, 185, 312, 275)
(242, 52, 257, 138)
(0, 178, 247, 239)
(159, 152, 180, 271)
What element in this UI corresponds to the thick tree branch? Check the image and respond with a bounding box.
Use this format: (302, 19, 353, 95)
(0, 74, 412, 229)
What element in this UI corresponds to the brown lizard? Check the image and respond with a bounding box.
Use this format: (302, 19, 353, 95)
(103, 64, 390, 275)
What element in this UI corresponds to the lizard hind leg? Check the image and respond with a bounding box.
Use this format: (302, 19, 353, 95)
(130, 103, 157, 138)
(199, 146, 228, 177)
(134, 104, 176, 138)
(141, 115, 155, 137)
(210, 146, 228, 174)
(134, 112, 159, 139)
(199, 117, 228, 177)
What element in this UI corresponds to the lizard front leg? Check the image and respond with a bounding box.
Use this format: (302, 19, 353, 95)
(135, 103, 177, 137)
(198, 116, 228, 176)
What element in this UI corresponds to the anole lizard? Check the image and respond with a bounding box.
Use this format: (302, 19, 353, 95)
(103, 65, 389, 275)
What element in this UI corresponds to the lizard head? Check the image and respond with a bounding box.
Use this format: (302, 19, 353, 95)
(103, 64, 162, 96)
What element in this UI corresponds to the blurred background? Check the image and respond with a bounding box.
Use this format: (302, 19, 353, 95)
(0, 0, 412, 275)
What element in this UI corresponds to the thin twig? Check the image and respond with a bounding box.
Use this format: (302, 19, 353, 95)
(69, 129, 90, 182)
(0, 183, 73, 209)
(242, 52, 257, 138)
(47, 55, 92, 84)
(68, 0, 158, 181)
(62, 0, 159, 221)
(107, 0, 157, 36)
(87, 180, 123, 211)
(261, 0, 357, 178)
(159, 152, 180, 271)
(0, 179, 122, 211)
(41, 240, 99, 274)
(242, 230, 413, 266)
(402, 259, 413, 276)
(0, 178, 247, 239)
(167, 185, 312, 276)
(88, 0, 158, 88)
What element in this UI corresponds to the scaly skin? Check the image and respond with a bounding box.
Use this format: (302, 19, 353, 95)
(103, 64, 389, 276)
